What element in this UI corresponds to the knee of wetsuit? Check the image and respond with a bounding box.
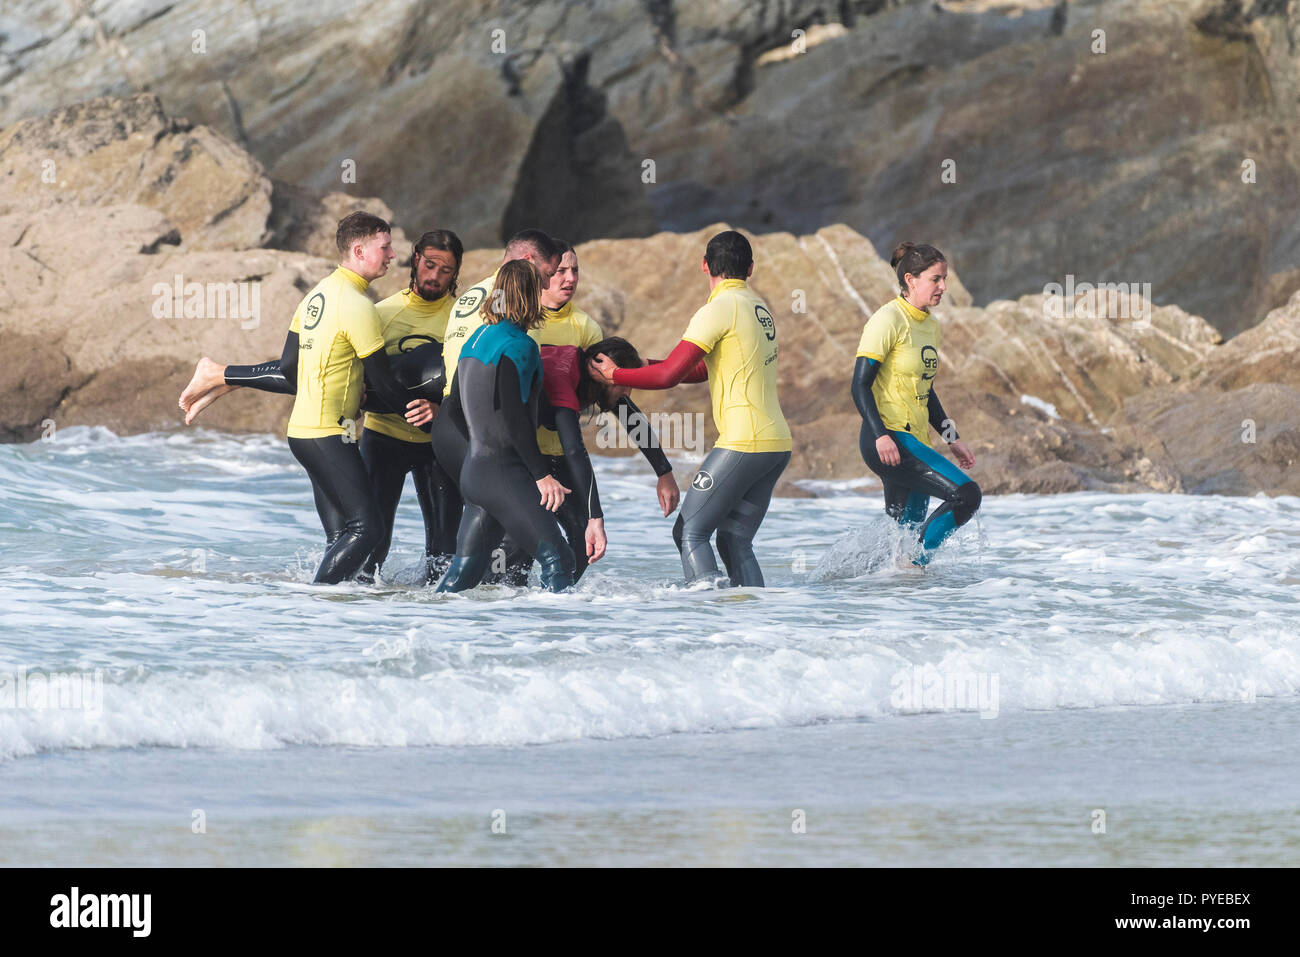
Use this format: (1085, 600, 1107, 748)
(534, 540, 575, 593)
(715, 526, 749, 554)
(671, 513, 686, 553)
(954, 482, 982, 523)
(353, 519, 383, 557)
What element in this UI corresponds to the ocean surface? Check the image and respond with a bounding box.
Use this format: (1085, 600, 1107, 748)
(1, 428, 1297, 866)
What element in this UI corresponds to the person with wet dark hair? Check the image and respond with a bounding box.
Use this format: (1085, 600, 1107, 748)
(589, 229, 790, 587)
(851, 241, 980, 567)
(536, 239, 683, 517)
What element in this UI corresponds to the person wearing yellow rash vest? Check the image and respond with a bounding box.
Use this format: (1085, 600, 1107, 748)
(355, 230, 462, 583)
(177, 229, 457, 583)
(590, 230, 791, 587)
(438, 228, 563, 400)
(851, 241, 980, 567)
(284, 212, 430, 583)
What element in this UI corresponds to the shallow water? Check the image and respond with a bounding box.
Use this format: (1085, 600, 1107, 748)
(0, 429, 1296, 865)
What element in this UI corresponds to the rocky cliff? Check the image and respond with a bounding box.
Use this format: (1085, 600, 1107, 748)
(2, 95, 1297, 496)
(2, 0, 1298, 335)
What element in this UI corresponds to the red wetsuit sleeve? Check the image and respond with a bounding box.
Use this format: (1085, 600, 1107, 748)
(646, 356, 707, 383)
(612, 340, 706, 390)
(541, 345, 582, 411)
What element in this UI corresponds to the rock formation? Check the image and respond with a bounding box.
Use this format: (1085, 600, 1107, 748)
(2, 0, 1298, 335)
(2, 94, 1298, 496)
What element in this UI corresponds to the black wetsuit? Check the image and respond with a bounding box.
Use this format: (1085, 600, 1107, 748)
(227, 338, 460, 582)
(435, 323, 575, 593)
(430, 371, 671, 586)
(280, 340, 410, 584)
(851, 356, 981, 564)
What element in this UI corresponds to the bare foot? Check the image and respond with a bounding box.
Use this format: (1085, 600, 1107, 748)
(179, 357, 227, 413)
(185, 383, 236, 425)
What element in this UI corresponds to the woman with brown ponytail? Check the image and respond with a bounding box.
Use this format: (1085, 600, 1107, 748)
(851, 242, 981, 566)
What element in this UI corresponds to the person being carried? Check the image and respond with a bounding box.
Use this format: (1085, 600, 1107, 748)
(178, 230, 460, 582)
(418, 335, 679, 585)
(589, 230, 790, 588)
(851, 241, 980, 567)
(537, 238, 682, 519)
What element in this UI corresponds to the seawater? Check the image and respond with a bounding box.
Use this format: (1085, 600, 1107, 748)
(0, 428, 1296, 865)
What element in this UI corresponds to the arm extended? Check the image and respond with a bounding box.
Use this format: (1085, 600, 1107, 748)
(610, 396, 672, 477)
(554, 408, 602, 519)
(611, 340, 706, 390)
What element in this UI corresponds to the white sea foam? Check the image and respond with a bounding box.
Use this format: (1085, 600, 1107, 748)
(0, 430, 1297, 760)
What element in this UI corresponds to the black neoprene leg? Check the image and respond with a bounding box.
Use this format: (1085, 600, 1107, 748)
(359, 428, 412, 579)
(456, 454, 575, 592)
(436, 504, 505, 593)
(288, 435, 383, 584)
(498, 455, 589, 585)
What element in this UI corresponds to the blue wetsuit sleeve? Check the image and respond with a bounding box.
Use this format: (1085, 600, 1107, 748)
(498, 356, 551, 482)
(224, 330, 299, 394)
(555, 407, 602, 520)
(613, 396, 673, 477)
(927, 388, 958, 442)
(851, 356, 888, 441)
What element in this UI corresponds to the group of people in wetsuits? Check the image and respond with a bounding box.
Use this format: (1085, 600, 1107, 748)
(178, 212, 982, 592)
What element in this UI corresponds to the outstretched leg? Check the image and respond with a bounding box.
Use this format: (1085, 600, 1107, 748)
(179, 357, 236, 424)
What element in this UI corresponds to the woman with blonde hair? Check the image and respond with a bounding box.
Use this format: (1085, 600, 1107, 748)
(435, 260, 576, 592)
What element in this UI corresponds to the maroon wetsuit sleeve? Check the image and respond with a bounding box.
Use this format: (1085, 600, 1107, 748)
(612, 340, 706, 390)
